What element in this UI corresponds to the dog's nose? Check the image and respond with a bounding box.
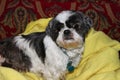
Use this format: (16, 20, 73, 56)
(64, 30, 71, 35)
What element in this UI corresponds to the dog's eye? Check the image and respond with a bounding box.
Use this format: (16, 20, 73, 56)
(55, 25, 64, 33)
(55, 27, 60, 32)
(54, 22, 64, 33)
(73, 24, 80, 29)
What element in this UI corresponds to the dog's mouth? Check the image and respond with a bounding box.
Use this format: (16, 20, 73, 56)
(57, 36, 82, 49)
(57, 39, 82, 50)
(63, 34, 74, 40)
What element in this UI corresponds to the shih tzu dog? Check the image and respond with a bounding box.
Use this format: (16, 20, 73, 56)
(0, 10, 92, 80)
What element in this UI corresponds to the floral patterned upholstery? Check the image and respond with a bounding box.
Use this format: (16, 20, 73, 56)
(0, 0, 120, 41)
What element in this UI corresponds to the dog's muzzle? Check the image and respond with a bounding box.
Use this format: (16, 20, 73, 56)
(63, 30, 74, 40)
(57, 29, 83, 49)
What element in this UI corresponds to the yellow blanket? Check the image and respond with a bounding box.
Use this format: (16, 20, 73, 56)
(0, 18, 120, 80)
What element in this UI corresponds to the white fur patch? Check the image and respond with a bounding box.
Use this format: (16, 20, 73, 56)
(43, 35, 69, 80)
(56, 11, 74, 23)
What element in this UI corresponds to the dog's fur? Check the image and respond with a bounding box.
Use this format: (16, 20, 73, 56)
(0, 10, 92, 80)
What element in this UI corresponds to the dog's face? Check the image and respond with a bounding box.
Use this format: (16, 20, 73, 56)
(46, 11, 93, 50)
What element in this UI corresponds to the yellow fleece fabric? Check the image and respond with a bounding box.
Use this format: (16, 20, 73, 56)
(0, 18, 120, 80)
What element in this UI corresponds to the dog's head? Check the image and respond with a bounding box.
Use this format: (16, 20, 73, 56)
(46, 10, 93, 50)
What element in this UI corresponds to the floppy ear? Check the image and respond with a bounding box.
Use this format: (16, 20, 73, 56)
(46, 25, 51, 35)
(83, 15, 93, 29)
(46, 19, 53, 35)
(76, 11, 93, 29)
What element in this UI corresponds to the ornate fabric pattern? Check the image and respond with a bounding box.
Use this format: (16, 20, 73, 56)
(0, 0, 120, 41)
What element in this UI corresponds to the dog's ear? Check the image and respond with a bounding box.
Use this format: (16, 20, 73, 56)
(83, 16, 93, 29)
(46, 19, 53, 35)
(76, 11, 93, 29)
(46, 25, 51, 35)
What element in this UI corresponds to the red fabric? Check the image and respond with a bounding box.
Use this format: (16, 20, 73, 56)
(0, 0, 120, 41)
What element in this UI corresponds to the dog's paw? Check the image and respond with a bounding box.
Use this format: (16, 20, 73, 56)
(13, 66, 29, 72)
(1, 58, 30, 72)
(0, 55, 5, 65)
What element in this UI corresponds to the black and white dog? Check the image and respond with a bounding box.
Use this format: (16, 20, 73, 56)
(0, 10, 92, 80)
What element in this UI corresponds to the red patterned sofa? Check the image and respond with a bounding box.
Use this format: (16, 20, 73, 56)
(0, 0, 120, 41)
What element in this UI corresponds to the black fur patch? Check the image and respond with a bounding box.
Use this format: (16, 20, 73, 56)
(0, 38, 31, 71)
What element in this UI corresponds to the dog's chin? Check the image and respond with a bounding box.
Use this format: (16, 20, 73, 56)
(57, 39, 83, 50)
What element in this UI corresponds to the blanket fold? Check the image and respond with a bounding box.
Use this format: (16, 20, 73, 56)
(0, 18, 120, 80)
